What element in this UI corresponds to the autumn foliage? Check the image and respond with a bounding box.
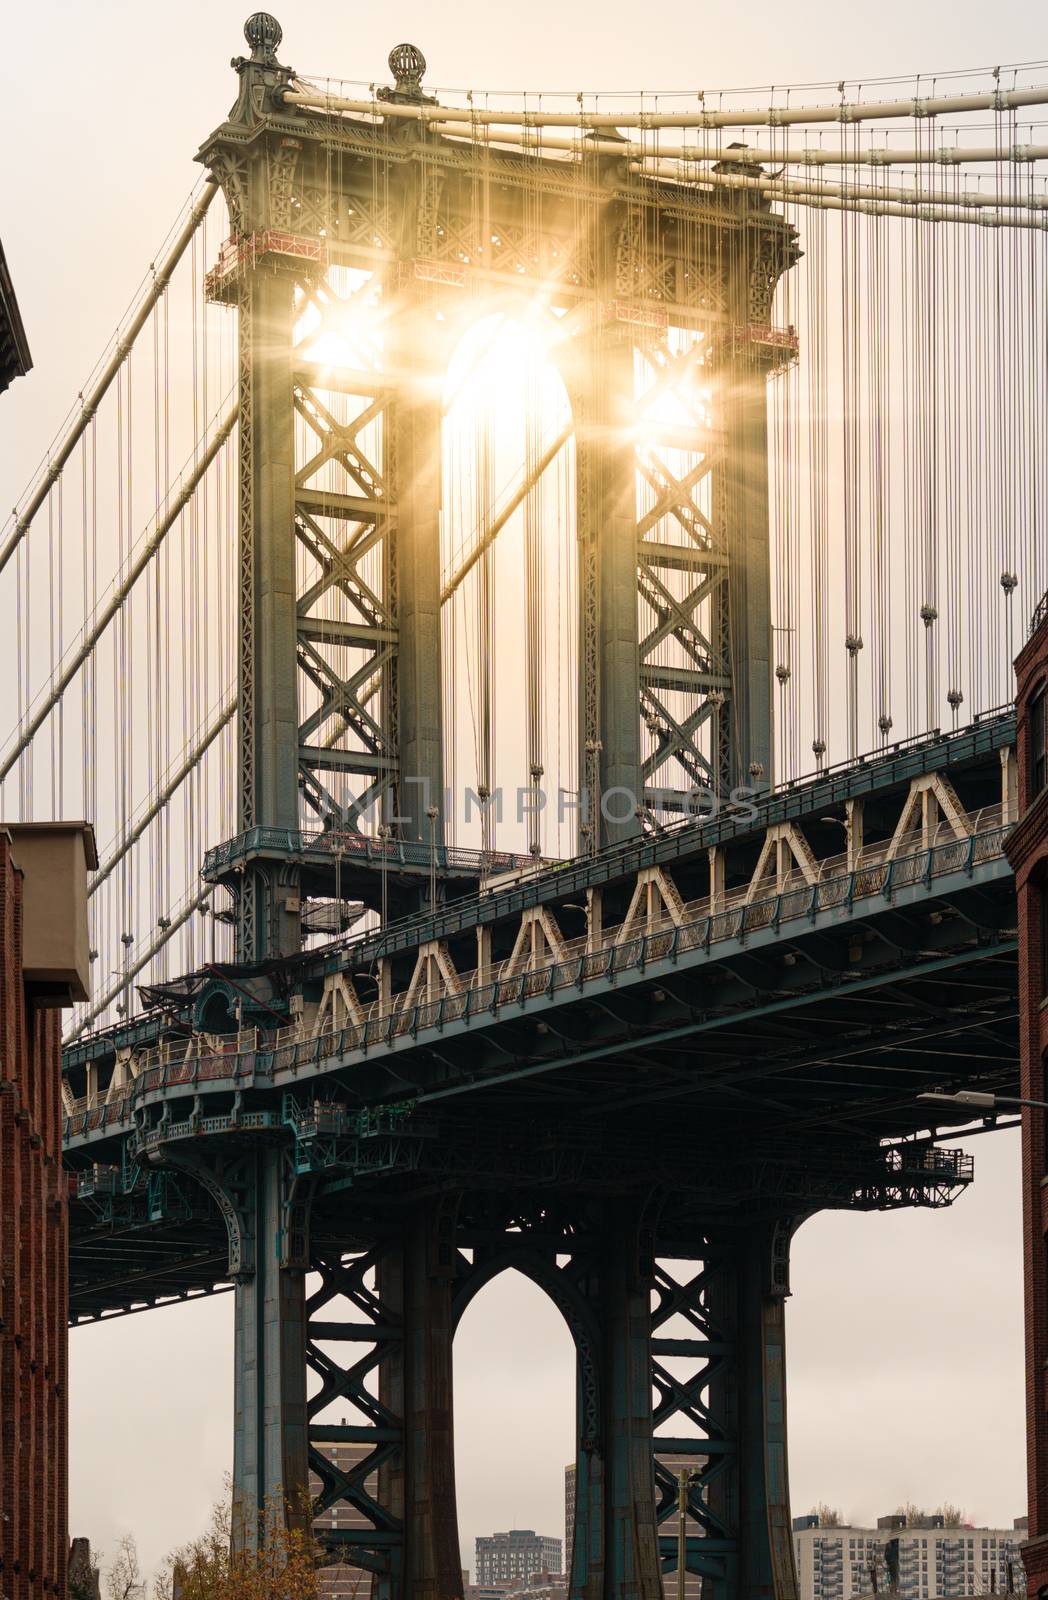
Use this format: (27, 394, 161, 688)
(153, 1497, 323, 1600)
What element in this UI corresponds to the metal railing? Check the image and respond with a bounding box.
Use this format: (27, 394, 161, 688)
(63, 811, 1012, 1141)
(202, 826, 542, 879)
(1031, 588, 1048, 639)
(289, 709, 1017, 978)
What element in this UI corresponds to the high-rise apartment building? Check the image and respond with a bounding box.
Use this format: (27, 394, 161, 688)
(792, 1513, 1028, 1600)
(476, 1531, 562, 1588)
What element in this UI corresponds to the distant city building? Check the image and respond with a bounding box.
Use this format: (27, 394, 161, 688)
(310, 1437, 374, 1600)
(476, 1531, 562, 1588)
(792, 1512, 1028, 1600)
(506, 1572, 567, 1600)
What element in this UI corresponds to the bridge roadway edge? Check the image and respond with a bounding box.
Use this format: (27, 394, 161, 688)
(62, 716, 1020, 1599)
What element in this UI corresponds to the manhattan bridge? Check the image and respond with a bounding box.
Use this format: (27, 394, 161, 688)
(3, 14, 1047, 1597)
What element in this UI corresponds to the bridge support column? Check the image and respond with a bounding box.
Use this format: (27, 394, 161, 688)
(702, 1222, 797, 1600)
(575, 325, 644, 852)
(571, 1211, 662, 1600)
(719, 357, 773, 794)
(236, 258, 302, 960)
(388, 287, 446, 847)
(231, 1147, 310, 1549)
(377, 1205, 462, 1600)
(649, 1222, 797, 1600)
(733, 1223, 796, 1600)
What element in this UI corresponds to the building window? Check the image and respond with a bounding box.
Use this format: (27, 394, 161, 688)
(1032, 685, 1047, 799)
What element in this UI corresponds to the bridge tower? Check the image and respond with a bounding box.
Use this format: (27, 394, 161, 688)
(198, 14, 798, 966)
(191, 13, 799, 1587)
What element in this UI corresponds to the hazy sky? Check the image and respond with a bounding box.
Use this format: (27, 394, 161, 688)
(0, 0, 1038, 1580)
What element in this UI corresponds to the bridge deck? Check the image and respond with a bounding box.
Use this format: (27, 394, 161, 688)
(63, 715, 1019, 1320)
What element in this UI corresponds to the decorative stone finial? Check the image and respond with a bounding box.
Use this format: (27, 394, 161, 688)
(244, 13, 283, 64)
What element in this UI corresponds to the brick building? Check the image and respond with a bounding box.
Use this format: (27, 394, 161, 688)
(311, 1435, 374, 1600)
(1007, 591, 1048, 1598)
(0, 823, 95, 1600)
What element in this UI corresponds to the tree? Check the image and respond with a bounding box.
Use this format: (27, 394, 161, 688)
(895, 1502, 926, 1528)
(813, 1504, 843, 1528)
(154, 1495, 322, 1600)
(937, 1504, 967, 1528)
(107, 1535, 145, 1600)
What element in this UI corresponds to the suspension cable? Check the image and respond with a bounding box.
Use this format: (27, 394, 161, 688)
(0, 403, 237, 784)
(89, 696, 236, 896)
(0, 179, 219, 580)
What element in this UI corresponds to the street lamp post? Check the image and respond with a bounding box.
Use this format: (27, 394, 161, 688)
(918, 1090, 1048, 1113)
(677, 1467, 701, 1600)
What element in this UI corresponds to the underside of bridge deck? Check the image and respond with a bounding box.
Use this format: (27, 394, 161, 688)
(63, 711, 1019, 1599)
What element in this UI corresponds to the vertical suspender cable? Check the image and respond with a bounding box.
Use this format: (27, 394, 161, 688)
(0, 180, 219, 581)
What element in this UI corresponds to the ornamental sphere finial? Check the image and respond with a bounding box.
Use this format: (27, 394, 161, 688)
(389, 42, 427, 96)
(244, 12, 283, 62)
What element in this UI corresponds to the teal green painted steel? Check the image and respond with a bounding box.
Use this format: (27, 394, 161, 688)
(60, 712, 1018, 1084)
(292, 708, 1015, 977)
(246, 269, 300, 843)
(581, 318, 645, 850)
(723, 366, 774, 789)
(232, 1152, 308, 1548)
(388, 283, 448, 846)
(61, 841, 1015, 1157)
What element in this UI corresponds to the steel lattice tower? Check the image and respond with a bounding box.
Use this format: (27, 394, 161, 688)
(199, 14, 797, 968)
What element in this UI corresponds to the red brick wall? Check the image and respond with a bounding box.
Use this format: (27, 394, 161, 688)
(0, 833, 69, 1600)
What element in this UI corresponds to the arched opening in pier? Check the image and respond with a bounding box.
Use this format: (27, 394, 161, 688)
(453, 1266, 577, 1584)
(441, 310, 578, 861)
